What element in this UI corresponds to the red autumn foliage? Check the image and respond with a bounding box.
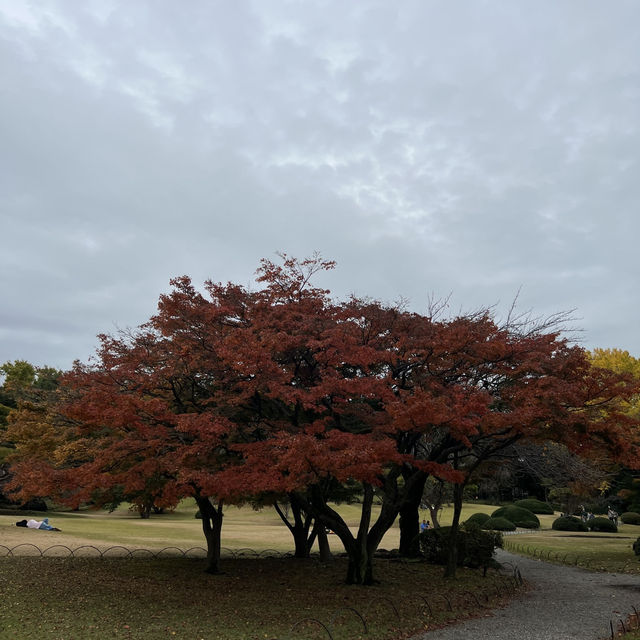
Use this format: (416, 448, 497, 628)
(7, 255, 640, 583)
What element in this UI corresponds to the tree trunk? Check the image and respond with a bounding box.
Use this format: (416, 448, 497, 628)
(314, 522, 332, 562)
(398, 506, 418, 555)
(348, 483, 374, 584)
(306, 483, 377, 585)
(138, 502, 151, 519)
(428, 503, 441, 528)
(299, 469, 408, 585)
(443, 481, 464, 578)
(398, 471, 427, 557)
(195, 495, 224, 574)
(346, 542, 374, 585)
(274, 493, 314, 558)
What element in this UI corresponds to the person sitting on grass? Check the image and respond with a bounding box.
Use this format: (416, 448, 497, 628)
(15, 518, 61, 531)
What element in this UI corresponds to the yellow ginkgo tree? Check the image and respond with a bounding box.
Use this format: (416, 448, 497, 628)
(590, 348, 640, 512)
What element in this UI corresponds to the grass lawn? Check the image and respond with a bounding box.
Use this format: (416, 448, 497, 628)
(0, 501, 522, 639)
(0, 555, 518, 640)
(503, 525, 640, 574)
(2, 500, 307, 553)
(6, 499, 639, 638)
(0, 500, 501, 555)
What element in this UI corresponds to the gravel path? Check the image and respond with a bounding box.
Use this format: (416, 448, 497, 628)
(411, 550, 640, 640)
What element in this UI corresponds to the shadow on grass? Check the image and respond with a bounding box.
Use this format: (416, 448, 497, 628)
(0, 556, 523, 639)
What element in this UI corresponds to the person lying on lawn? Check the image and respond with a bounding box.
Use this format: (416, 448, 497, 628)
(15, 518, 61, 531)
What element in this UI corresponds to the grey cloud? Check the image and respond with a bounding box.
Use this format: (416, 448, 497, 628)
(1, 0, 639, 369)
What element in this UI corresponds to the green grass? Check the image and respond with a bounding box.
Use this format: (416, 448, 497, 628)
(2, 500, 334, 554)
(502, 526, 640, 573)
(5, 501, 640, 637)
(0, 555, 516, 640)
(0, 501, 523, 639)
(0, 499, 504, 555)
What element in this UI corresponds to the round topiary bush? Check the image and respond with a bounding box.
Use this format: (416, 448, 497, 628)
(465, 512, 491, 527)
(514, 499, 554, 515)
(482, 517, 516, 532)
(491, 505, 540, 529)
(621, 512, 640, 525)
(588, 516, 617, 533)
(418, 524, 503, 572)
(552, 516, 589, 532)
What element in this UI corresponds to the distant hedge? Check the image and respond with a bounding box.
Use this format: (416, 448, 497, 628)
(552, 516, 588, 532)
(465, 512, 491, 526)
(491, 505, 540, 529)
(588, 517, 617, 533)
(482, 517, 516, 532)
(514, 499, 554, 515)
(621, 512, 640, 525)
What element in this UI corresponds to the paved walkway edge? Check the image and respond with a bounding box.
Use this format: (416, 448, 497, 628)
(410, 550, 640, 640)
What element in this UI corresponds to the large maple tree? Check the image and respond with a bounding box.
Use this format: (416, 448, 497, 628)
(8, 256, 640, 584)
(221, 282, 640, 582)
(9, 274, 260, 572)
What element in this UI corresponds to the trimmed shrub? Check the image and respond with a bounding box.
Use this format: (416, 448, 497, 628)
(465, 512, 491, 526)
(621, 512, 640, 525)
(588, 517, 617, 533)
(552, 516, 589, 532)
(418, 526, 452, 565)
(482, 517, 516, 532)
(633, 537, 640, 557)
(418, 524, 502, 572)
(461, 523, 503, 572)
(491, 505, 540, 529)
(514, 499, 554, 515)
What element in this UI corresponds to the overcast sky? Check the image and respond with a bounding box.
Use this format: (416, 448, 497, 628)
(1, 1, 639, 371)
